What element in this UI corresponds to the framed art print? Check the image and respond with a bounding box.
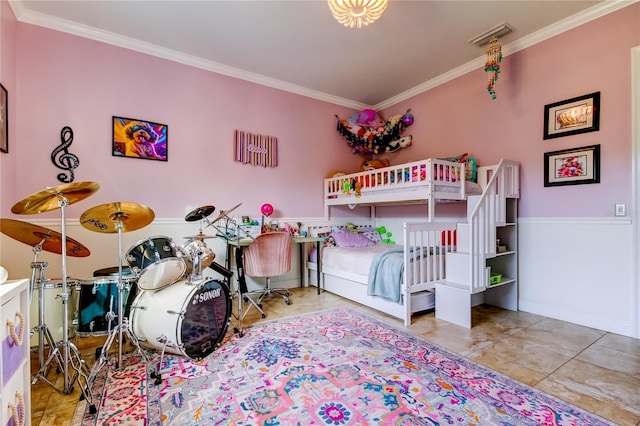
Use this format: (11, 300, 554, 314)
(0, 83, 7, 153)
(112, 116, 167, 161)
(544, 144, 600, 187)
(543, 92, 600, 140)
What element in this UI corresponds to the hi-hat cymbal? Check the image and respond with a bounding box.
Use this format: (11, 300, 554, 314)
(0, 218, 90, 257)
(183, 233, 217, 240)
(79, 202, 155, 233)
(185, 205, 215, 222)
(11, 181, 100, 215)
(210, 203, 242, 225)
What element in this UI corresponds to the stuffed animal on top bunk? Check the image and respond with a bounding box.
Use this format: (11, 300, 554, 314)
(361, 158, 390, 171)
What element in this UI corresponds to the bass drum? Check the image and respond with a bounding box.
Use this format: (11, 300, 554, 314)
(130, 279, 231, 360)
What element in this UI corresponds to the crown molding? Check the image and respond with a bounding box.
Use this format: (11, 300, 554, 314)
(9, 0, 636, 111)
(376, 0, 637, 110)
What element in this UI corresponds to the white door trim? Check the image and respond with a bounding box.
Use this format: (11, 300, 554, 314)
(632, 46, 639, 338)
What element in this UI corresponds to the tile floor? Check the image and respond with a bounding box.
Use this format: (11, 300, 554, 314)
(30, 287, 640, 425)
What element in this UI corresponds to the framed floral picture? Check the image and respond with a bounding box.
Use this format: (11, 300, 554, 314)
(112, 116, 167, 161)
(544, 144, 600, 187)
(543, 92, 600, 140)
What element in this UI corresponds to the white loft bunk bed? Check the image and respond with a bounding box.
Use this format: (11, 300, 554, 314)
(310, 158, 520, 327)
(324, 158, 481, 221)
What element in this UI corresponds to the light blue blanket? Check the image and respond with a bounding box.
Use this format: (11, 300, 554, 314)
(367, 247, 404, 303)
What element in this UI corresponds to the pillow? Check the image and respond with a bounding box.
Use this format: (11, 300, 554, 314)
(330, 229, 375, 248)
(358, 227, 382, 244)
(436, 153, 468, 182)
(438, 153, 468, 164)
(465, 157, 477, 183)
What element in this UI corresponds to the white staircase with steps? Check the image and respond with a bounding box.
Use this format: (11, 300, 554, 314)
(435, 160, 520, 328)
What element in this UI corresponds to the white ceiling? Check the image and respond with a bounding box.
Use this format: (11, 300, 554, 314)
(9, 1, 633, 109)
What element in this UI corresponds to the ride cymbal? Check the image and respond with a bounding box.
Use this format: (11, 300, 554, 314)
(0, 218, 91, 257)
(183, 233, 217, 240)
(79, 202, 155, 233)
(11, 181, 100, 214)
(185, 205, 215, 222)
(209, 203, 242, 225)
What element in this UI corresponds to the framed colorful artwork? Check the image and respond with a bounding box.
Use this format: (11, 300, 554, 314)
(544, 144, 600, 187)
(0, 83, 7, 153)
(112, 116, 167, 161)
(543, 92, 600, 140)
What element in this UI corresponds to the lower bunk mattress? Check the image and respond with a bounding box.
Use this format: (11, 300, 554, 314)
(313, 244, 437, 312)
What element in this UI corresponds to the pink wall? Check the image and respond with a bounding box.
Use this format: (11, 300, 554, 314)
(0, 0, 18, 214)
(386, 4, 639, 218)
(3, 4, 640, 221)
(8, 24, 360, 221)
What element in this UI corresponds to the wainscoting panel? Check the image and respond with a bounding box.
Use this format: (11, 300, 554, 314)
(519, 218, 635, 337)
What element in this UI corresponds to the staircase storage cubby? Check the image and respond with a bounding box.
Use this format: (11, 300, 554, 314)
(436, 161, 519, 328)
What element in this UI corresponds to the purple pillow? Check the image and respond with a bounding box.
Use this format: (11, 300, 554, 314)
(330, 229, 375, 248)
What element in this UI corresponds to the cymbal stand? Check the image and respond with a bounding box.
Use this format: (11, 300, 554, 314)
(28, 238, 49, 370)
(30, 196, 95, 412)
(207, 215, 256, 336)
(29, 258, 66, 385)
(87, 216, 149, 384)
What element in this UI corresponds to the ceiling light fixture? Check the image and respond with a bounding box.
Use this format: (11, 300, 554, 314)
(328, 0, 389, 29)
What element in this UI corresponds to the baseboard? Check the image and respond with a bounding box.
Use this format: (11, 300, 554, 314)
(519, 299, 634, 338)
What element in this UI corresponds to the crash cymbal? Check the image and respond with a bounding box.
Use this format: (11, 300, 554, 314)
(11, 181, 100, 215)
(210, 203, 242, 225)
(79, 202, 155, 233)
(183, 233, 217, 240)
(0, 218, 90, 257)
(185, 205, 215, 222)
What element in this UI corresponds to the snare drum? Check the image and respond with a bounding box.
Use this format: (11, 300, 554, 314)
(181, 239, 215, 275)
(29, 278, 77, 347)
(75, 275, 138, 336)
(130, 278, 231, 360)
(126, 235, 186, 291)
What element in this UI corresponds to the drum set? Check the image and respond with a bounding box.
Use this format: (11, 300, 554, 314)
(0, 181, 242, 411)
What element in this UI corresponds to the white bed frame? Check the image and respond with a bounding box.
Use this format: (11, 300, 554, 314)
(308, 222, 458, 325)
(324, 158, 467, 221)
(312, 158, 520, 326)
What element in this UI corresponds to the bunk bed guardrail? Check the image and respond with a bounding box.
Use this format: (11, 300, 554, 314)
(324, 158, 466, 219)
(402, 221, 458, 324)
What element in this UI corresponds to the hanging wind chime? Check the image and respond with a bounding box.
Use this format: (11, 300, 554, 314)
(484, 37, 502, 99)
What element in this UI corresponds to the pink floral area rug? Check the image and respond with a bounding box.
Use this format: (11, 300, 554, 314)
(75, 308, 612, 425)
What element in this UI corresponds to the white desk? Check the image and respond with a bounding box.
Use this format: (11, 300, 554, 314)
(225, 236, 323, 294)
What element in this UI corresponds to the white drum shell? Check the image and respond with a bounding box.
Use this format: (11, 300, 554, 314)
(136, 259, 185, 291)
(126, 235, 186, 291)
(130, 279, 230, 359)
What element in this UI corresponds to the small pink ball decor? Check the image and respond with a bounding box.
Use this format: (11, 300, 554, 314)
(261, 203, 274, 217)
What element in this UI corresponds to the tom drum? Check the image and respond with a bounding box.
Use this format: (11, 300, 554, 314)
(180, 239, 215, 275)
(126, 235, 186, 291)
(75, 273, 138, 337)
(130, 278, 231, 360)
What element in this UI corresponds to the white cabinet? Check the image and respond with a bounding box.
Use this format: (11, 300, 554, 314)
(1, 279, 30, 426)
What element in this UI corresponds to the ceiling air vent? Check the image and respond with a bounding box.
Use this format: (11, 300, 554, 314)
(468, 22, 513, 47)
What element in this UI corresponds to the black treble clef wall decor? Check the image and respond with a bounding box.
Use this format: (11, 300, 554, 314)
(51, 126, 80, 183)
